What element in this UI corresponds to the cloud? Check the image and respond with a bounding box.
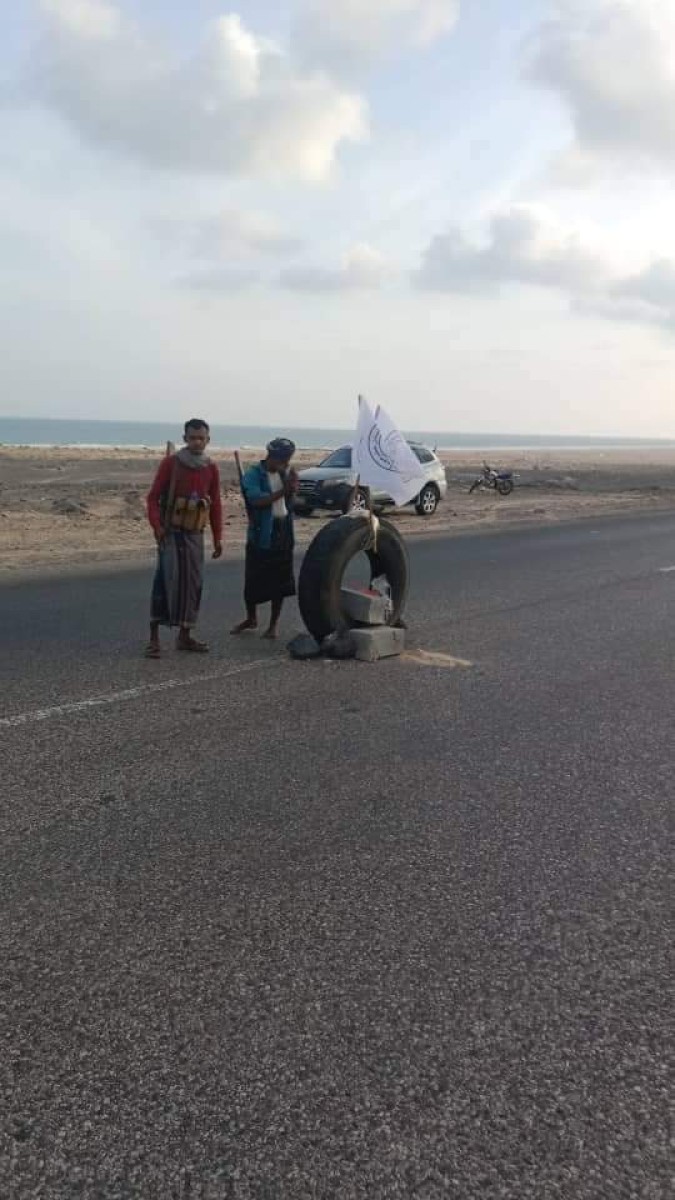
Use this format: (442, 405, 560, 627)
(576, 292, 675, 331)
(25, 0, 367, 180)
(163, 208, 303, 290)
(294, 0, 460, 70)
(179, 266, 261, 293)
(151, 209, 303, 262)
(615, 259, 675, 311)
(417, 201, 675, 334)
(280, 242, 390, 291)
(600, 259, 675, 329)
(527, 0, 675, 171)
(416, 206, 610, 293)
(41, 0, 121, 38)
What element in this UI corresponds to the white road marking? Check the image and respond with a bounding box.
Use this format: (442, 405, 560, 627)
(658, 566, 675, 573)
(0, 658, 280, 730)
(404, 649, 473, 669)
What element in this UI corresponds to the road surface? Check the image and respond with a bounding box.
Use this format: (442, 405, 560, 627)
(1, 513, 672, 1198)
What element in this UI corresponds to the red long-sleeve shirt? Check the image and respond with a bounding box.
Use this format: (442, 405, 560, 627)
(146, 456, 223, 543)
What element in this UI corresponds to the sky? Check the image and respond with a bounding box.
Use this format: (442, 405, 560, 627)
(2, 0, 675, 435)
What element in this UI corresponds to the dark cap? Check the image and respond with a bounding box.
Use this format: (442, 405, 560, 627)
(266, 437, 296, 462)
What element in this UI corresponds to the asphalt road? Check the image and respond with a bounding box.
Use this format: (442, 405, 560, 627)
(1, 513, 673, 1199)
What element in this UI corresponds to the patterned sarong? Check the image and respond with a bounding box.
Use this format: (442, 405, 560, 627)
(151, 530, 204, 628)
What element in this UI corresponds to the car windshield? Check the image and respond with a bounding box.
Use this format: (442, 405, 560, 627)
(319, 447, 352, 469)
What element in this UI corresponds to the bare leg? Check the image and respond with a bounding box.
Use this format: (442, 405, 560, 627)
(231, 605, 258, 635)
(145, 620, 161, 658)
(177, 623, 209, 652)
(262, 598, 283, 639)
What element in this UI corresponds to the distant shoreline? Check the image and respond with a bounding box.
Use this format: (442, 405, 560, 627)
(2, 416, 675, 453)
(4, 440, 675, 454)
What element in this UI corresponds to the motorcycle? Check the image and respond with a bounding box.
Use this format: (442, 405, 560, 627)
(469, 463, 515, 496)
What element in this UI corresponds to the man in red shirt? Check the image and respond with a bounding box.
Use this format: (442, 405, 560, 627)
(145, 419, 223, 657)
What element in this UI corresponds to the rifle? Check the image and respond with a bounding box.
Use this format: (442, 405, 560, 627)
(158, 442, 178, 541)
(234, 451, 253, 522)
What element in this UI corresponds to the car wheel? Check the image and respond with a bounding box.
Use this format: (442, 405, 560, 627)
(415, 484, 439, 516)
(298, 515, 410, 643)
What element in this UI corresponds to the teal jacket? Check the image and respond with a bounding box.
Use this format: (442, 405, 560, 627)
(242, 462, 295, 551)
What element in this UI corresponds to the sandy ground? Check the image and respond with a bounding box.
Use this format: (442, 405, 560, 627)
(2, 445, 675, 578)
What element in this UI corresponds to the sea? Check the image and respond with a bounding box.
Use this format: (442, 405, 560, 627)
(1, 417, 674, 452)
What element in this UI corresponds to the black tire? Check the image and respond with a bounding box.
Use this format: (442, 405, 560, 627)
(497, 478, 514, 496)
(415, 484, 439, 517)
(297, 507, 315, 518)
(298, 515, 409, 643)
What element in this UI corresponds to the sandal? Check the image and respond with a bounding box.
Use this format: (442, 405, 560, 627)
(230, 619, 258, 635)
(176, 637, 209, 653)
(144, 643, 161, 659)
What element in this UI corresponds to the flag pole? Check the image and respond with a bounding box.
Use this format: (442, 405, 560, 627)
(349, 394, 363, 513)
(366, 484, 377, 550)
(356, 394, 377, 549)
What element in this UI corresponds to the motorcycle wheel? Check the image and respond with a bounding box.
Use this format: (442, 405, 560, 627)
(497, 479, 514, 496)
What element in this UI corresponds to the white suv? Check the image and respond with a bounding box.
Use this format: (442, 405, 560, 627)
(295, 443, 447, 517)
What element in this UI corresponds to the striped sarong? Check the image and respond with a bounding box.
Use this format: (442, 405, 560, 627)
(151, 530, 204, 628)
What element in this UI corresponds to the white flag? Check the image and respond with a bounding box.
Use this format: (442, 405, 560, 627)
(352, 396, 427, 507)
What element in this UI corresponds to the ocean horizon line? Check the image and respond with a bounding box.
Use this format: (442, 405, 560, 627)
(1, 416, 675, 452)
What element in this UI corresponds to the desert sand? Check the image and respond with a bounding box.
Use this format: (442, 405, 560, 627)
(1, 445, 675, 578)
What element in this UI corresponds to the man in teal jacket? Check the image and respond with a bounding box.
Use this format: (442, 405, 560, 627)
(231, 438, 298, 639)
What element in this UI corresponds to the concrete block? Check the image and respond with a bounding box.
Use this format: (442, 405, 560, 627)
(341, 586, 391, 626)
(351, 626, 406, 662)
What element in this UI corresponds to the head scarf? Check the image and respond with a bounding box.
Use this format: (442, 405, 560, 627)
(177, 446, 211, 469)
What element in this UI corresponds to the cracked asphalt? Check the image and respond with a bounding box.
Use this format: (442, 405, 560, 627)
(1, 514, 673, 1198)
